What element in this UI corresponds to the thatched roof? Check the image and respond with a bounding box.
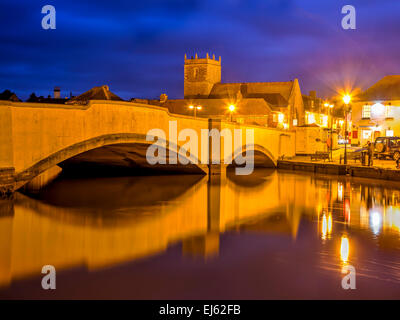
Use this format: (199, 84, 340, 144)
(358, 75, 400, 101)
(68, 85, 123, 104)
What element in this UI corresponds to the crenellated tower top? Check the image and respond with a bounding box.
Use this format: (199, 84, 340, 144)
(184, 52, 221, 65)
(184, 52, 221, 98)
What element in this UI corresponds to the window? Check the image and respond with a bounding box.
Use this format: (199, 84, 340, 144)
(306, 112, 315, 124)
(371, 103, 385, 118)
(362, 105, 371, 118)
(386, 130, 394, 137)
(362, 130, 372, 140)
(320, 114, 328, 127)
(386, 105, 394, 118)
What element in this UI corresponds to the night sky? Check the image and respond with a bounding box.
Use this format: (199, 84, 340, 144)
(1, 0, 399, 100)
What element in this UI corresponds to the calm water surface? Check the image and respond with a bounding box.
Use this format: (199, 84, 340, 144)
(1, 169, 400, 299)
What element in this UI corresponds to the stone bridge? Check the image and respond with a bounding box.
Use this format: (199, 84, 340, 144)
(0, 100, 295, 194)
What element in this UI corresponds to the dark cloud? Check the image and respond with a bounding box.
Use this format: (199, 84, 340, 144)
(0, 0, 399, 100)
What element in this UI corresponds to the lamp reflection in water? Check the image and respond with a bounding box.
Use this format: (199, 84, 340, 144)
(344, 199, 351, 225)
(338, 183, 343, 202)
(340, 235, 350, 264)
(370, 210, 382, 235)
(321, 213, 333, 240)
(386, 206, 400, 233)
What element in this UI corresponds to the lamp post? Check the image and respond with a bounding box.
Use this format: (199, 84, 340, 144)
(189, 105, 202, 118)
(229, 104, 235, 122)
(325, 103, 334, 161)
(342, 95, 351, 165)
(329, 104, 334, 162)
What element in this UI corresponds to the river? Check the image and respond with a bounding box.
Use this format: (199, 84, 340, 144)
(0, 169, 400, 299)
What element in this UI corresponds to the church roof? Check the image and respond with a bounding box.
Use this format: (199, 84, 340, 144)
(68, 85, 123, 104)
(165, 98, 273, 117)
(357, 75, 400, 101)
(209, 81, 294, 105)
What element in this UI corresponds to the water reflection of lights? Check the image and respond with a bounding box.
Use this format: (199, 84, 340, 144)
(321, 213, 333, 240)
(322, 215, 327, 240)
(385, 206, 400, 233)
(340, 236, 350, 263)
(344, 199, 351, 224)
(338, 183, 343, 202)
(370, 210, 382, 235)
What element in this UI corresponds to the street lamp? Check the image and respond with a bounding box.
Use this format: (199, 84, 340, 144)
(325, 103, 334, 161)
(329, 104, 334, 161)
(228, 104, 235, 122)
(342, 94, 352, 164)
(189, 105, 202, 118)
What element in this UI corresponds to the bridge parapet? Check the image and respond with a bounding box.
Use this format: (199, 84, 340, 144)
(0, 100, 295, 194)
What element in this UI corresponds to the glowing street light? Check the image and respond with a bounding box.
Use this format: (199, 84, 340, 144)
(342, 94, 352, 164)
(343, 94, 351, 105)
(189, 105, 202, 118)
(228, 104, 235, 122)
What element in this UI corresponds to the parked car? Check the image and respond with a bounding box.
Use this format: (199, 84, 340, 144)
(373, 136, 400, 160)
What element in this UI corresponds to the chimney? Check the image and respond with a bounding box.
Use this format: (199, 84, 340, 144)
(54, 86, 61, 99)
(309, 90, 316, 100)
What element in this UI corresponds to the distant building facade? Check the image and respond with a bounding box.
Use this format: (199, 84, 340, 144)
(302, 91, 328, 127)
(163, 53, 305, 128)
(352, 75, 400, 145)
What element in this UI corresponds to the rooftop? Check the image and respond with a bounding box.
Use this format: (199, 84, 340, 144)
(358, 75, 400, 101)
(69, 85, 123, 104)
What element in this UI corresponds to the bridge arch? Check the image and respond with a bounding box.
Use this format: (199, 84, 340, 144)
(15, 133, 208, 189)
(227, 143, 277, 169)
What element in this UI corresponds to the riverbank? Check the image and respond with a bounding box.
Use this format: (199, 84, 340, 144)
(278, 157, 400, 182)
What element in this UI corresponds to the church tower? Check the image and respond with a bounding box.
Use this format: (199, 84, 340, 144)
(184, 53, 221, 99)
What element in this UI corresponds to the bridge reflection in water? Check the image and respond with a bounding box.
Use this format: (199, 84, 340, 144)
(1, 170, 400, 298)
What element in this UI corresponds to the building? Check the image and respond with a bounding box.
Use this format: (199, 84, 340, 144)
(26, 87, 71, 104)
(352, 75, 400, 146)
(0, 90, 21, 102)
(302, 91, 329, 127)
(68, 85, 123, 104)
(163, 53, 305, 128)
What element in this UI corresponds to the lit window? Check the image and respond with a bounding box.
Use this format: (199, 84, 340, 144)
(278, 113, 284, 123)
(293, 119, 298, 126)
(371, 103, 385, 118)
(362, 130, 372, 140)
(272, 113, 277, 122)
(306, 112, 315, 124)
(386, 105, 394, 118)
(320, 114, 328, 127)
(362, 105, 371, 118)
(386, 130, 394, 137)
